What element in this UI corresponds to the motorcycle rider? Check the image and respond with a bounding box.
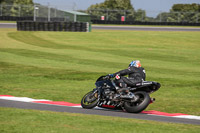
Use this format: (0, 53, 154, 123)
(106, 60, 146, 94)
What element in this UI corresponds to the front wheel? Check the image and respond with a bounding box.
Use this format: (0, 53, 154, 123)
(81, 91, 99, 109)
(124, 91, 150, 113)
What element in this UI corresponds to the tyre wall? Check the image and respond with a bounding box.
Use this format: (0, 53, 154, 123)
(91, 20, 200, 26)
(17, 21, 89, 32)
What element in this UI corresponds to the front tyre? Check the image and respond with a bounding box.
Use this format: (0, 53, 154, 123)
(81, 91, 98, 109)
(124, 91, 150, 113)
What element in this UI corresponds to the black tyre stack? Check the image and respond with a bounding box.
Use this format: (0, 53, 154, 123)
(17, 21, 88, 32)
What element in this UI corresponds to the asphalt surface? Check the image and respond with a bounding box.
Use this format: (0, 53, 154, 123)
(92, 25, 200, 31)
(0, 23, 17, 28)
(1, 23, 200, 31)
(0, 99, 200, 125)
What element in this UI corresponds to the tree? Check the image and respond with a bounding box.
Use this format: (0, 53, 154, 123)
(155, 3, 200, 23)
(171, 3, 200, 12)
(1, 0, 34, 16)
(87, 0, 136, 21)
(134, 9, 146, 21)
(170, 3, 200, 23)
(0, 0, 13, 4)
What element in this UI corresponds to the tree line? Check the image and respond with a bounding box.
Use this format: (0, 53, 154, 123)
(86, 0, 200, 23)
(0, 0, 66, 18)
(0, 0, 34, 16)
(0, 0, 199, 23)
(156, 3, 200, 23)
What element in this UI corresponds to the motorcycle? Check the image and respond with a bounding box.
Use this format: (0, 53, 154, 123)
(81, 75, 160, 113)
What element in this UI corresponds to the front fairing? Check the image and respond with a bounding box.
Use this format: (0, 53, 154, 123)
(95, 80, 116, 91)
(95, 81, 105, 88)
(96, 76, 106, 82)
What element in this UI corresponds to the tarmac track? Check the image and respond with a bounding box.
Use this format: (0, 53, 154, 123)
(92, 25, 200, 31)
(1, 23, 200, 31)
(0, 23, 16, 28)
(0, 99, 200, 125)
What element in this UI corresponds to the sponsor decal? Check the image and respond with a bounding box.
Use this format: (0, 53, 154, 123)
(116, 75, 120, 79)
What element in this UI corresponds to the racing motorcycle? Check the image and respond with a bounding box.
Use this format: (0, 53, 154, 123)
(81, 75, 160, 113)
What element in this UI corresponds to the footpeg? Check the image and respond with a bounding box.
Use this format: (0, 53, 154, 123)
(150, 98, 156, 103)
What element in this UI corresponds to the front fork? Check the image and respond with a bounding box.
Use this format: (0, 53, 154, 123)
(92, 88, 101, 104)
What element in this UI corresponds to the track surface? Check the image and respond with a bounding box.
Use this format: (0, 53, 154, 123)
(0, 99, 200, 125)
(1, 23, 200, 31)
(92, 25, 200, 31)
(0, 23, 16, 28)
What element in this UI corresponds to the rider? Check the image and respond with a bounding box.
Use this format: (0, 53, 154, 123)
(107, 60, 146, 93)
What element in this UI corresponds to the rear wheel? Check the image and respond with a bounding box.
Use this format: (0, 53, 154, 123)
(81, 91, 98, 109)
(124, 91, 150, 113)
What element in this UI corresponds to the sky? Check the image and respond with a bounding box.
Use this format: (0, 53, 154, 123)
(33, 0, 200, 17)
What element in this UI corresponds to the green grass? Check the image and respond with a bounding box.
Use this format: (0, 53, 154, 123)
(1, 107, 200, 133)
(0, 28, 200, 132)
(0, 21, 16, 23)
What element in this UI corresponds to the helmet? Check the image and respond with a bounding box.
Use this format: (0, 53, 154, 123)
(129, 60, 141, 68)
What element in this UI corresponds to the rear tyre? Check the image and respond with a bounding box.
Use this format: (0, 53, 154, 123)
(124, 91, 150, 113)
(81, 91, 98, 109)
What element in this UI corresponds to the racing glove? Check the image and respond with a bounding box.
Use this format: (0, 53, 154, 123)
(108, 74, 114, 78)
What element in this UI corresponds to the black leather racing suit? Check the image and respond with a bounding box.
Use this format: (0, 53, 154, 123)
(113, 66, 146, 87)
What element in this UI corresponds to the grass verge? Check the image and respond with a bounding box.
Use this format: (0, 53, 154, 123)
(0, 21, 16, 23)
(1, 107, 200, 133)
(0, 28, 199, 116)
(0, 26, 200, 120)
